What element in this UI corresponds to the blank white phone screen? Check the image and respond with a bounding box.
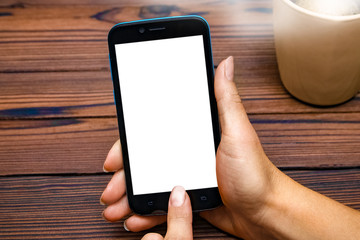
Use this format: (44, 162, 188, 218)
(115, 35, 217, 195)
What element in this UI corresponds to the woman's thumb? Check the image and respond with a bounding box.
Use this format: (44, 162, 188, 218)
(214, 57, 254, 139)
(164, 186, 193, 240)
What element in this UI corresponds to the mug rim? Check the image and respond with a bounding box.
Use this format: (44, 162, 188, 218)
(282, 0, 360, 21)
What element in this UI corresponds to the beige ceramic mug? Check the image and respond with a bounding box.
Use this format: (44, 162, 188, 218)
(273, 0, 360, 106)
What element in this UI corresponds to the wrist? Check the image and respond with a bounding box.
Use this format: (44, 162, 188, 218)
(259, 170, 360, 240)
(229, 162, 292, 240)
(260, 170, 298, 239)
(248, 166, 299, 239)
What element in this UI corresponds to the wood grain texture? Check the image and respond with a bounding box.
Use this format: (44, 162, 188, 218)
(0, 0, 359, 239)
(0, 174, 235, 240)
(0, 118, 118, 175)
(1, 70, 359, 119)
(0, 170, 359, 239)
(1, 2, 358, 119)
(1, 113, 359, 175)
(0, 71, 116, 118)
(0, 0, 269, 6)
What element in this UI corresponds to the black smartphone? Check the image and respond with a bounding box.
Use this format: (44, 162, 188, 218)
(108, 15, 222, 215)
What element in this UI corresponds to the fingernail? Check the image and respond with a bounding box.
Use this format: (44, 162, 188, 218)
(100, 190, 106, 205)
(170, 186, 186, 207)
(103, 165, 109, 173)
(100, 198, 106, 206)
(123, 220, 129, 231)
(224, 56, 234, 81)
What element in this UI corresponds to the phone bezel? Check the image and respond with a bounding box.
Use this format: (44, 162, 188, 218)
(108, 16, 222, 215)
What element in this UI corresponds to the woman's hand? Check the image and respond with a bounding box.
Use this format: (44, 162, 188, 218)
(101, 56, 360, 239)
(100, 139, 166, 232)
(100, 56, 281, 239)
(198, 56, 281, 239)
(142, 186, 193, 240)
(101, 141, 193, 239)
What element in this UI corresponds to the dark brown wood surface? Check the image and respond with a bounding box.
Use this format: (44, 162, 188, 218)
(0, 0, 359, 239)
(1, 113, 360, 175)
(1, 170, 359, 239)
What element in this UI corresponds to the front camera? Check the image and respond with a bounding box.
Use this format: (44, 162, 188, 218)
(139, 27, 145, 34)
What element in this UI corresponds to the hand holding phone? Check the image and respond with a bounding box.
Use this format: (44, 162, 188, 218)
(101, 56, 281, 238)
(108, 16, 222, 215)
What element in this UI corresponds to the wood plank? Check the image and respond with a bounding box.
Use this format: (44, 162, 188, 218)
(0, 118, 119, 175)
(0, 34, 278, 73)
(0, 71, 116, 118)
(1, 3, 359, 119)
(0, 0, 270, 6)
(0, 170, 359, 239)
(0, 2, 274, 72)
(0, 174, 235, 239)
(0, 2, 273, 32)
(251, 113, 360, 168)
(1, 70, 359, 119)
(1, 113, 359, 175)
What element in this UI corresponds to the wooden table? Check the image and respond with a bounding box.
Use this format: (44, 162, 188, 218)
(1, 0, 359, 239)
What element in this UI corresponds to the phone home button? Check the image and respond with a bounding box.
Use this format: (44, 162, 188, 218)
(147, 200, 154, 206)
(200, 195, 207, 201)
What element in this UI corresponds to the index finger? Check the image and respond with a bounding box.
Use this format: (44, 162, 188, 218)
(103, 139, 123, 172)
